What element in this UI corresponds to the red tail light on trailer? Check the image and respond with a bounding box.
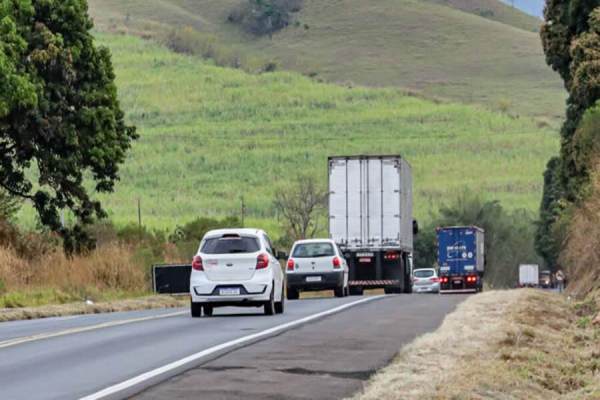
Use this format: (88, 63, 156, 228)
(287, 259, 295, 270)
(192, 256, 204, 271)
(256, 253, 269, 269)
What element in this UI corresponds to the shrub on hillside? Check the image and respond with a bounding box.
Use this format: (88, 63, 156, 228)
(228, 0, 304, 38)
(163, 26, 278, 73)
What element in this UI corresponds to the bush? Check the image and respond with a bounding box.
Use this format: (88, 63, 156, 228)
(228, 0, 304, 38)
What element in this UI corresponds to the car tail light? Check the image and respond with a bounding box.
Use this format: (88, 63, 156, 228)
(430, 277, 439, 283)
(287, 259, 295, 270)
(520, 283, 525, 287)
(256, 253, 269, 269)
(333, 257, 341, 269)
(192, 256, 203, 271)
(413, 278, 418, 283)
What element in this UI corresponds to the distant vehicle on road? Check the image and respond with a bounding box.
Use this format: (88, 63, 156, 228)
(286, 239, 350, 299)
(437, 226, 485, 294)
(189, 228, 287, 317)
(328, 155, 418, 296)
(413, 268, 440, 293)
(519, 264, 539, 288)
(539, 269, 554, 289)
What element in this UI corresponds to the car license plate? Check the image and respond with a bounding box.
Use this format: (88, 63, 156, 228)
(306, 276, 322, 282)
(219, 288, 240, 296)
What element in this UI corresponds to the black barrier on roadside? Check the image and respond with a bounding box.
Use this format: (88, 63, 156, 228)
(152, 264, 192, 295)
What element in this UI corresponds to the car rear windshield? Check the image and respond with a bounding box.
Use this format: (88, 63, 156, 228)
(414, 269, 434, 278)
(292, 243, 335, 258)
(201, 236, 261, 254)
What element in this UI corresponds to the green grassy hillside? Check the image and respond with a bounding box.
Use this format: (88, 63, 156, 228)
(87, 0, 566, 119)
(19, 33, 558, 232)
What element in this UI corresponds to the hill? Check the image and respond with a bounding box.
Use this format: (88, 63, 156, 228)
(86, 0, 566, 120)
(500, 0, 545, 18)
(18, 33, 558, 231)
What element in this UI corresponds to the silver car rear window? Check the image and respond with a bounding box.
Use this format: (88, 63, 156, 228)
(292, 243, 334, 258)
(414, 269, 434, 278)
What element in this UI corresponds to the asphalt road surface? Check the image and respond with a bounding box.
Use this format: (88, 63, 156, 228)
(0, 293, 467, 400)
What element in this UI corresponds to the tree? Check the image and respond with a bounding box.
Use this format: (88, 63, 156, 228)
(0, 0, 137, 253)
(273, 175, 327, 242)
(536, 1, 600, 266)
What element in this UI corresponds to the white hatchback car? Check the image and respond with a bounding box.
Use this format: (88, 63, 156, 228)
(189, 228, 286, 317)
(286, 239, 349, 299)
(413, 268, 440, 293)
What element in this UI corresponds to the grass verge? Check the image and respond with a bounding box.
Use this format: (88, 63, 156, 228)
(353, 289, 600, 399)
(0, 295, 188, 322)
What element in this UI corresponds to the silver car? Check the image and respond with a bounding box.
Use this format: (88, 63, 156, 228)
(413, 268, 440, 293)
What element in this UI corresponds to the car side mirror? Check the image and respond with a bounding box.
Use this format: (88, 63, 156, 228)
(277, 251, 288, 260)
(413, 219, 419, 235)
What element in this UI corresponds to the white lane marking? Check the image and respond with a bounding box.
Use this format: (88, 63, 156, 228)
(0, 310, 187, 349)
(79, 296, 384, 400)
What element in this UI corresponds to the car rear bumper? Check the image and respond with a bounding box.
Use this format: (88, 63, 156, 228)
(414, 283, 440, 293)
(190, 274, 273, 304)
(286, 271, 344, 290)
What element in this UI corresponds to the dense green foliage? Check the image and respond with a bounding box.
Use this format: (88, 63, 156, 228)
(537, 1, 600, 268)
(414, 192, 542, 288)
(228, 0, 304, 38)
(0, 0, 137, 253)
(19, 33, 557, 234)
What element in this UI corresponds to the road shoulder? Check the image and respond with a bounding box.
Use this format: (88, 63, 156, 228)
(354, 289, 600, 400)
(132, 294, 466, 400)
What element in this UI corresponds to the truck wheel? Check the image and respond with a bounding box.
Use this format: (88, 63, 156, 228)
(349, 286, 363, 296)
(287, 287, 300, 300)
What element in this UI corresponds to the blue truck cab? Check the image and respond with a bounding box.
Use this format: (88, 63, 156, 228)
(436, 226, 485, 294)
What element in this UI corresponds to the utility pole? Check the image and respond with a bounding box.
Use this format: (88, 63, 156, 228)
(241, 195, 246, 227)
(137, 197, 142, 239)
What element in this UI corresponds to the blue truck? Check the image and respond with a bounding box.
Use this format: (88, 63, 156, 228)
(437, 226, 485, 294)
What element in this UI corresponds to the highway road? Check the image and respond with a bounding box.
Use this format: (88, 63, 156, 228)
(0, 294, 468, 400)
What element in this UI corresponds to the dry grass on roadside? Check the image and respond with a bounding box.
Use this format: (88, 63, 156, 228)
(0, 295, 188, 322)
(353, 289, 600, 400)
(0, 245, 187, 321)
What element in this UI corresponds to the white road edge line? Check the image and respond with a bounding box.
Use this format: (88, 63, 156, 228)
(79, 296, 384, 400)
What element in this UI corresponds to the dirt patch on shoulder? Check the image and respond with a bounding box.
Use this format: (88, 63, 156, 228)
(353, 289, 600, 400)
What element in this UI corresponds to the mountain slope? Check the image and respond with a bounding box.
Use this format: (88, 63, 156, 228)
(17, 33, 557, 229)
(87, 0, 566, 119)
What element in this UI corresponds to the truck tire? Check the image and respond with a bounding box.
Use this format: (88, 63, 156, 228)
(287, 287, 300, 300)
(349, 286, 364, 296)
